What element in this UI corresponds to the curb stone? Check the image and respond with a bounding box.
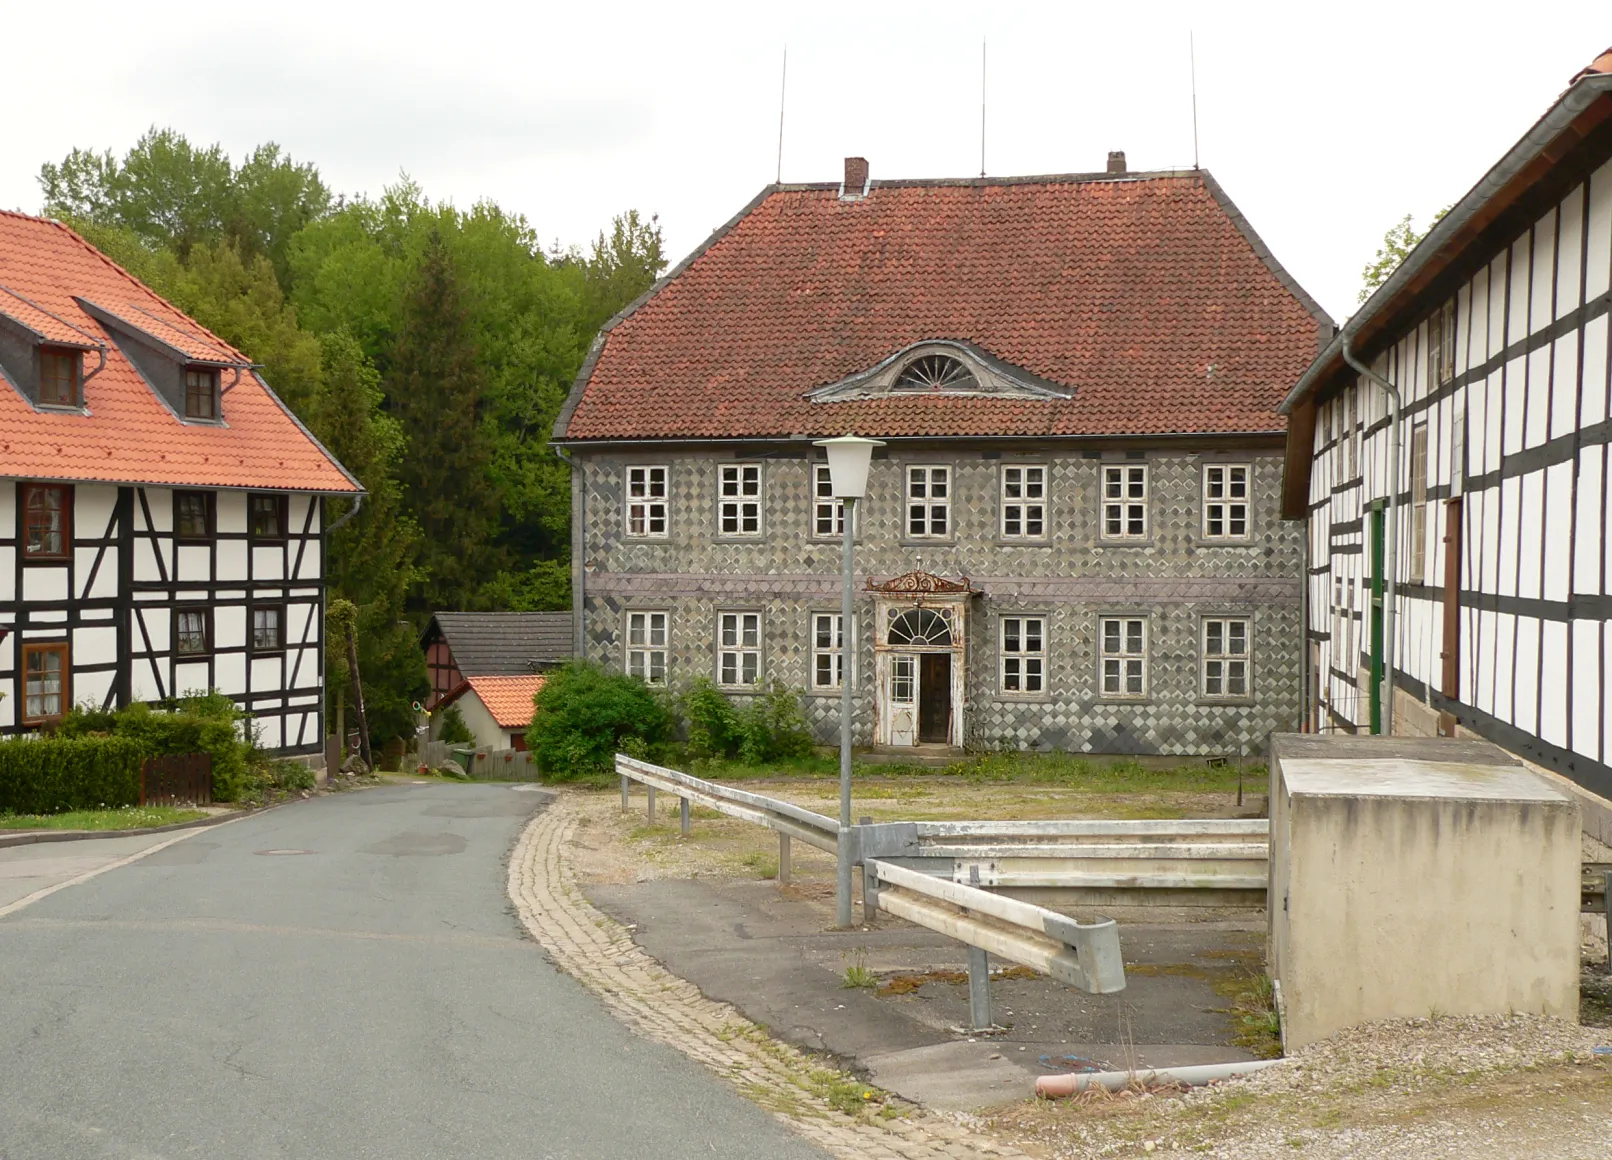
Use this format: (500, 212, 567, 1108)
(505, 794, 1032, 1160)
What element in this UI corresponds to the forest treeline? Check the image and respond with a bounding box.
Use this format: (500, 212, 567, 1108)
(38, 129, 666, 743)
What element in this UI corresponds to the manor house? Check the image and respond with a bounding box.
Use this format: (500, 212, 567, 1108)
(552, 155, 1332, 756)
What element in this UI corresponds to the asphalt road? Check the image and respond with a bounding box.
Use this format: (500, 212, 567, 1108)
(0, 783, 829, 1160)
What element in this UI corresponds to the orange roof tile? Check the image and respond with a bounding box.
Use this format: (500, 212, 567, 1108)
(556, 172, 1332, 442)
(0, 210, 359, 493)
(462, 674, 544, 728)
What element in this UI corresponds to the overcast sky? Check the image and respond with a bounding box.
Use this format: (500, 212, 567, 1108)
(4, 2, 1606, 322)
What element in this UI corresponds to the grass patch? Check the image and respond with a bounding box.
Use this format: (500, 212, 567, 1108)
(740, 850, 780, 879)
(0, 805, 208, 831)
(687, 750, 1260, 794)
(1211, 968, 1283, 1059)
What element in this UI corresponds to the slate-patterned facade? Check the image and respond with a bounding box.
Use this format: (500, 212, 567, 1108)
(557, 158, 1332, 756)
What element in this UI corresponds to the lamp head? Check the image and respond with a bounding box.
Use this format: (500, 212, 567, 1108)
(811, 434, 885, 499)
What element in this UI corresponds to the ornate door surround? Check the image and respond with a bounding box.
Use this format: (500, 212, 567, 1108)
(868, 571, 974, 748)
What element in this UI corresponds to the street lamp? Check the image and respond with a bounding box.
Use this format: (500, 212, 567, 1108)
(814, 434, 884, 928)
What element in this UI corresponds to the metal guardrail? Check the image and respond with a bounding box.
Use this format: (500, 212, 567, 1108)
(859, 818, 1271, 908)
(615, 755, 839, 884)
(867, 858, 1126, 995)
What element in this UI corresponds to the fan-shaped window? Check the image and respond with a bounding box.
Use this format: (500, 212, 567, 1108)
(887, 607, 954, 646)
(893, 355, 977, 394)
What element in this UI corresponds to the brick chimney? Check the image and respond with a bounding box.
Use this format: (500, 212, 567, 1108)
(842, 156, 869, 199)
(1107, 151, 1127, 174)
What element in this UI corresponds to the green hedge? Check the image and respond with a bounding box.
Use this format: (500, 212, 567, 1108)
(59, 691, 254, 801)
(0, 736, 147, 815)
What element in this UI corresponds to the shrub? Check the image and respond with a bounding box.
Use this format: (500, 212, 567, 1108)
(436, 704, 474, 744)
(682, 677, 741, 759)
(529, 661, 674, 781)
(737, 683, 815, 765)
(0, 736, 146, 814)
(59, 691, 255, 801)
(264, 759, 316, 794)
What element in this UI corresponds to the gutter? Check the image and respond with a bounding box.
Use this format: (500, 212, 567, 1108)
(1341, 338, 1403, 735)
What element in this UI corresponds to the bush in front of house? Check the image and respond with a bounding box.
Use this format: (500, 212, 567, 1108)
(435, 704, 474, 745)
(529, 661, 675, 781)
(0, 735, 147, 814)
(59, 690, 255, 801)
(683, 679, 814, 765)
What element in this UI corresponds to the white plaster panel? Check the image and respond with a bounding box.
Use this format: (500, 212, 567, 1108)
(0, 547, 12, 601)
(217, 539, 248, 583)
(74, 669, 113, 714)
(253, 715, 284, 751)
(80, 608, 113, 621)
(30, 609, 67, 624)
(1542, 461, 1573, 604)
(175, 545, 210, 583)
(74, 485, 117, 541)
(216, 490, 246, 535)
(0, 486, 13, 539)
(251, 655, 284, 692)
(140, 488, 172, 532)
(1587, 160, 1612, 302)
(252, 546, 284, 581)
(1495, 476, 1520, 597)
(1557, 187, 1585, 319)
(1508, 236, 1531, 347)
(1525, 346, 1551, 449)
(1538, 620, 1568, 748)
(72, 625, 117, 668)
(137, 607, 170, 653)
(1488, 255, 1508, 358)
(1572, 619, 1602, 763)
(1574, 446, 1604, 596)
(86, 547, 119, 600)
(1550, 333, 1579, 442)
(1515, 472, 1543, 601)
(1530, 209, 1556, 333)
(294, 494, 320, 535)
(174, 663, 211, 697)
(1513, 615, 1540, 737)
(1491, 611, 1515, 723)
(1584, 316, 1609, 427)
(130, 657, 162, 703)
(134, 537, 163, 583)
(214, 651, 246, 696)
(22, 567, 68, 602)
(216, 605, 246, 649)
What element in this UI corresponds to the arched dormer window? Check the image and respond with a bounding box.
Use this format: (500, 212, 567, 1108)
(893, 354, 978, 394)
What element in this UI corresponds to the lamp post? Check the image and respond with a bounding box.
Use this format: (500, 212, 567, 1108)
(814, 435, 884, 928)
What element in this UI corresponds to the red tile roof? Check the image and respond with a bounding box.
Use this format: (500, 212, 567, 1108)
(461, 674, 544, 728)
(556, 172, 1332, 442)
(0, 210, 359, 492)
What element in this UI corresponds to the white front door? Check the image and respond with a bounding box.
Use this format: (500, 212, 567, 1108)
(888, 654, 918, 746)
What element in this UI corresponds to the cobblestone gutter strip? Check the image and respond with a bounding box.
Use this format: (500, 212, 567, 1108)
(507, 796, 1032, 1160)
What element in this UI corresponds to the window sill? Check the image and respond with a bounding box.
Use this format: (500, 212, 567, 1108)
(713, 535, 766, 544)
(1097, 695, 1151, 704)
(993, 538, 1052, 548)
(898, 538, 956, 548)
(806, 687, 846, 697)
(621, 535, 672, 542)
(1095, 538, 1154, 546)
(20, 555, 71, 564)
(1197, 696, 1255, 707)
(992, 693, 1051, 704)
(35, 403, 89, 416)
(1194, 537, 1256, 547)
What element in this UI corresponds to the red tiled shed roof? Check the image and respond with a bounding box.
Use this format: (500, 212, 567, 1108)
(556, 171, 1332, 442)
(459, 674, 544, 729)
(0, 210, 359, 492)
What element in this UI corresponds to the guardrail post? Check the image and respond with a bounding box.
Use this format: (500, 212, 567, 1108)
(680, 795, 691, 838)
(967, 946, 992, 1031)
(647, 785, 657, 825)
(860, 817, 878, 923)
(778, 833, 791, 885)
(620, 773, 629, 812)
(1605, 871, 1611, 974)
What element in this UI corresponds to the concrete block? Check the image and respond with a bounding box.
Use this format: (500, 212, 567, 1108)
(1269, 734, 1580, 1050)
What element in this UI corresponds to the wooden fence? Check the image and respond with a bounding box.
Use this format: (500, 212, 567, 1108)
(140, 753, 213, 807)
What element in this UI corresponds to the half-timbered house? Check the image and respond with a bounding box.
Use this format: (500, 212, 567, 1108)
(1279, 51, 1612, 804)
(0, 211, 360, 754)
(554, 154, 1333, 757)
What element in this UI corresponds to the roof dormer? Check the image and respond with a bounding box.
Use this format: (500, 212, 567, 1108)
(805, 340, 1074, 404)
(0, 284, 103, 412)
(77, 297, 249, 424)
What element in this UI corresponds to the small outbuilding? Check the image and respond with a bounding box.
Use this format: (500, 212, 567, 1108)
(436, 674, 545, 752)
(422, 611, 572, 710)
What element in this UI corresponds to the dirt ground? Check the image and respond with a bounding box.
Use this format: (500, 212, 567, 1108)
(563, 778, 1612, 1158)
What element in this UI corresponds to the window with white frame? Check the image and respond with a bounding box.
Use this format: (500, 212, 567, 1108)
(1202, 617, 1251, 698)
(812, 612, 850, 690)
(719, 464, 761, 536)
(626, 466, 668, 537)
(626, 611, 668, 684)
(999, 616, 1045, 695)
(1000, 465, 1046, 539)
(1428, 300, 1457, 386)
(812, 465, 856, 537)
(1102, 465, 1148, 538)
(718, 612, 761, 686)
(1203, 464, 1250, 539)
(906, 466, 950, 538)
(1099, 617, 1147, 697)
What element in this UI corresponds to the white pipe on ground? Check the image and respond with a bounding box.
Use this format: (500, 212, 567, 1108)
(1034, 1058, 1282, 1097)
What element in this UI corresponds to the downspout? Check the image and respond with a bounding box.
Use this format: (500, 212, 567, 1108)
(1341, 337, 1402, 735)
(326, 492, 364, 534)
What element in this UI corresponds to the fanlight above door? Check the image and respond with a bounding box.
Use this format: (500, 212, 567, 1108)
(887, 607, 954, 647)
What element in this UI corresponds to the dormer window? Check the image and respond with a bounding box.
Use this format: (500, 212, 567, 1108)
(894, 355, 978, 393)
(185, 367, 218, 420)
(39, 348, 81, 407)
